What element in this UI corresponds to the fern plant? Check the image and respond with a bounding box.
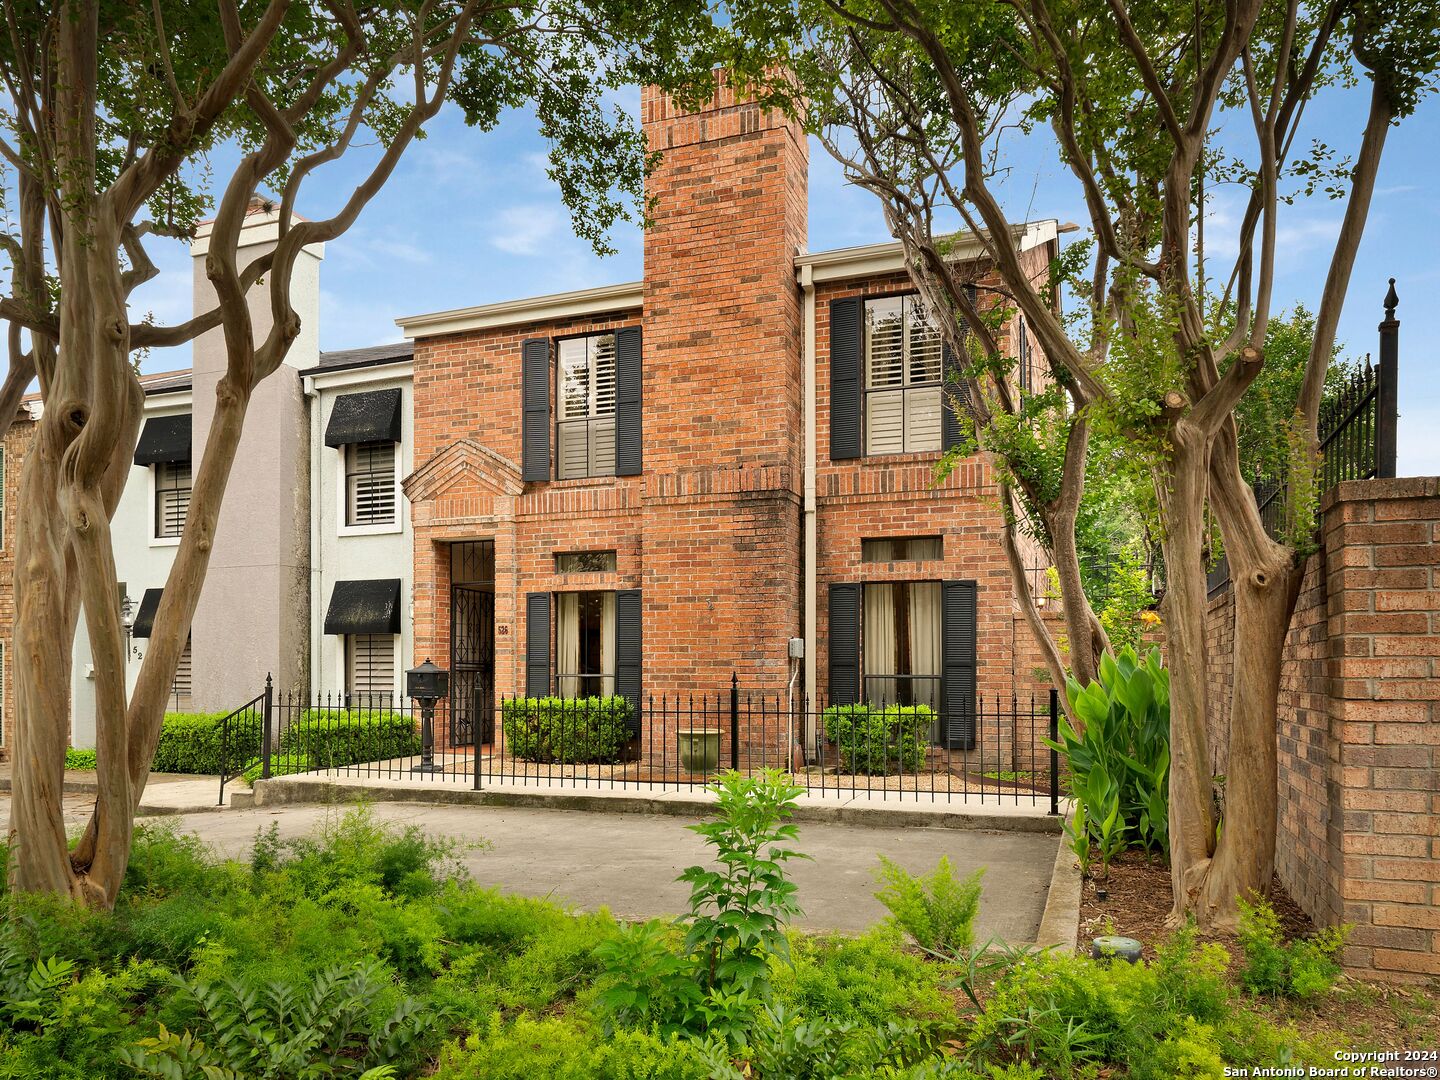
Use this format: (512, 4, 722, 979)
(872, 855, 984, 958)
(119, 961, 432, 1079)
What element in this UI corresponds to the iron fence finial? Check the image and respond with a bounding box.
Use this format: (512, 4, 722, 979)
(1384, 277, 1399, 320)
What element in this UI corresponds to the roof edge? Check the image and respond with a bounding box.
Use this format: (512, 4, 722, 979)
(397, 280, 644, 340)
(794, 221, 1059, 283)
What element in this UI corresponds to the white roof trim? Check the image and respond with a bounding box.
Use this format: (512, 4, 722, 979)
(304, 360, 414, 394)
(397, 281, 644, 340)
(793, 221, 1058, 283)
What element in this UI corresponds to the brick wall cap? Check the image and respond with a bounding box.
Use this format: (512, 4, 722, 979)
(1323, 476, 1440, 512)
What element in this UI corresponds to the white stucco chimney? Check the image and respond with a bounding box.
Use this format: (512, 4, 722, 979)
(187, 201, 324, 706)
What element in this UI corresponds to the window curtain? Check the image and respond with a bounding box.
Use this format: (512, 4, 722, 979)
(601, 591, 616, 695)
(556, 593, 580, 697)
(909, 583, 942, 714)
(863, 583, 897, 705)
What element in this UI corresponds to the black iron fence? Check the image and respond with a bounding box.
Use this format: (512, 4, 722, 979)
(1209, 281, 1400, 597)
(224, 676, 1060, 811)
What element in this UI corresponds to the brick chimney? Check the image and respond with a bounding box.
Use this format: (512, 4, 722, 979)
(640, 73, 808, 475)
(638, 74, 808, 693)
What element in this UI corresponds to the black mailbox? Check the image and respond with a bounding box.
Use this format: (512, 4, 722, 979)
(406, 658, 449, 703)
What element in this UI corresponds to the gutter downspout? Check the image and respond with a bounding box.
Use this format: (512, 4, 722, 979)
(301, 374, 323, 698)
(800, 262, 818, 757)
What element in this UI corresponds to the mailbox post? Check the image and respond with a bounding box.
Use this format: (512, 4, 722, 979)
(406, 659, 449, 775)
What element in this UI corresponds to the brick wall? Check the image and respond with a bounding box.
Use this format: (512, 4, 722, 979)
(1, 412, 36, 760)
(1205, 477, 1440, 981)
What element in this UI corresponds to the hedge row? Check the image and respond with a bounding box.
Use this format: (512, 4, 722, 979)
(500, 696, 634, 764)
(140, 707, 420, 777)
(822, 703, 931, 775)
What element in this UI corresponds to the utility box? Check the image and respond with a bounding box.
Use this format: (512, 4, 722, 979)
(788, 637, 805, 659)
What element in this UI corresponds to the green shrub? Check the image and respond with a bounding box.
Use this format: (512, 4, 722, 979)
(150, 708, 263, 774)
(595, 771, 808, 1046)
(1049, 645, 1170, 869)
(501, 696, 633, 764)
(873, 855, 984, 957)
(119, 960, 434, 1080)
(773, 928, 955, 1030)
(63, 747, 97, 770)
(241, 752, 313, 786)
(1237, 896, 1347, 1000)
(822, 703, 929, 774)
(282, 708, 420, 767)
(434, 1016, 710, 1080)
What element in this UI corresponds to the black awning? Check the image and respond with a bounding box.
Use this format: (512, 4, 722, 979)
(324, 578, 402, 635)
(324, 388, 402, 448)
(134, 414, 192, 465)
(132, 588, 163, 639)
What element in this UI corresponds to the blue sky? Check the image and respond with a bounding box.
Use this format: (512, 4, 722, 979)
(129, 81, 1440, 475)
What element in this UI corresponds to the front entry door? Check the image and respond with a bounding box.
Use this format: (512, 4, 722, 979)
(450, 584, 495, 746)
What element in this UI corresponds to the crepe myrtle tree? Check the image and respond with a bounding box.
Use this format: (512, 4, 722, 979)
(0, 0, 769, 907)
(793, 0, 1438, 924)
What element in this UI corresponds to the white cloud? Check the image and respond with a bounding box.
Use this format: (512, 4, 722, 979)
(489, 205, 565, 256)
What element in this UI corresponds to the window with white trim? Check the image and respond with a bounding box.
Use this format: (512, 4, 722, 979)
(154, 460, 191, 539)
(864, 295, 943, 455)
(862, 581, 941, 711)
(347, 633, 396, 704)
(345, 441, 397, 527)
(556, 333, 617, 479)
(0, 640, 6, 746)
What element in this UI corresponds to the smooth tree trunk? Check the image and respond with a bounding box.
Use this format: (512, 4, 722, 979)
(1194, 426, 1303, 925)
(1153, 418, 1218, 921)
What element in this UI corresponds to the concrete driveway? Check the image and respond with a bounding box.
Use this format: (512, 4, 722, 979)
(1, 795, 1059, 943)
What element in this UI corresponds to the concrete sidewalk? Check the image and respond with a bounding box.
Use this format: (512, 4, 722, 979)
(0, 767, 229, 815)
(243, 771, 1067, 834)
(151, 800, 1062, 941)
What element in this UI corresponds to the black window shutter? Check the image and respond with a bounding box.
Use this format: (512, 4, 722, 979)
(941, 287, 976, 452)
(525, 592, 550, 698)
(615, 589, 642, 735)
(614, 327, 643, 476)
(830, 297, 863, 459)
(827, 584, 861, 705)
(521, 338, 550, 482)
(941, 580, 978, 750)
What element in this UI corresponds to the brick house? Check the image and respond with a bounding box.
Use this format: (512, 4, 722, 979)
(0, 403, 39, 759)
(398, 77, 1057, 750)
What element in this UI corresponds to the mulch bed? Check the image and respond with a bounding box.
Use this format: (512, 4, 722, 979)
(1074, 850, 1440, 1048)
(1076, 849, 1313, 966)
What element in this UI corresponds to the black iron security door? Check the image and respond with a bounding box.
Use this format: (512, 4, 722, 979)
(449, 541, 495, 747)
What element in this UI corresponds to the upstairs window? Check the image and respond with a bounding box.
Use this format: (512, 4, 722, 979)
(556, 333, 617, 479)
(345, 441, 397, 527)
(865, 295, 943, 455)
(154, 460, 191, 539)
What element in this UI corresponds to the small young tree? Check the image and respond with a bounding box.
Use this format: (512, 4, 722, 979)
(0, 0, 755, 907)
(797, 0, 1438, 923)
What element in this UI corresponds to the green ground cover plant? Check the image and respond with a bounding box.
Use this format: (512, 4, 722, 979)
(0, 786, 1418, 1078)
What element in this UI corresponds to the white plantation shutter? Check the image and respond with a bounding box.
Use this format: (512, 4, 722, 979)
(155, 461, 191, 538)
(346, 441, 397, 526)
(864, 295, 944, 454)
(557, 332, 618, 478)
(348, 634, 396, 702)
(171, 637, 192, 707)
(866, 390, 906, 455)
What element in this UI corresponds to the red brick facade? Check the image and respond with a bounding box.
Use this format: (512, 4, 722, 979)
(1205, 477, 1440, 981)
(1, 411, 37, 759)
(406, 78, 1052, 750)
